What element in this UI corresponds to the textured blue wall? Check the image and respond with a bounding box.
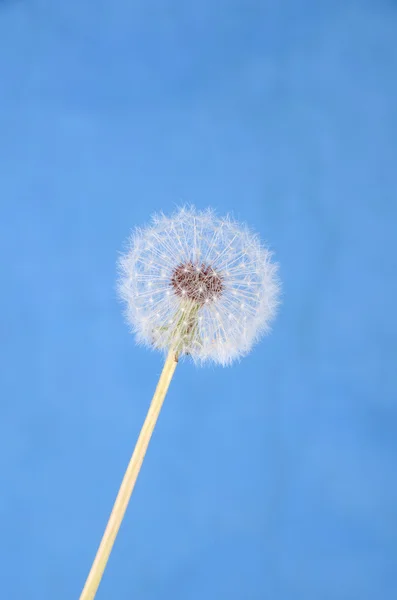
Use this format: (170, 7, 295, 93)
(0, 1, 396, 598)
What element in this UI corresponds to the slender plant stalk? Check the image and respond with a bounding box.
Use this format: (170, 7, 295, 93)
(79, 348, 178, 600)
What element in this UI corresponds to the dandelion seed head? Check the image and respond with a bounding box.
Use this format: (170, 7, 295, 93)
(118, 206, 280, 366)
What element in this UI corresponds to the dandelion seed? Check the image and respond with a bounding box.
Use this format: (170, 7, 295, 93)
(118, 205, 280, 365)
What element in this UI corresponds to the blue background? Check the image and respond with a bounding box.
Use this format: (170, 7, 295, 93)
(1, 1, 396, 598)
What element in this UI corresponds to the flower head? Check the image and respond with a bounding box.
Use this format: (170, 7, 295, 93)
(118, 206, 280, 366)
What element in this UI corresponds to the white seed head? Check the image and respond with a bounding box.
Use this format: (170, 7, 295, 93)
(118, 206, 280, 366)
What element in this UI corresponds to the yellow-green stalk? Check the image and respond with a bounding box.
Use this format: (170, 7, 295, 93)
(79, 348, 178, 600)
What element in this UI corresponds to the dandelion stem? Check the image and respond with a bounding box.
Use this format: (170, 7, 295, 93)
(79, 348, 178, 600)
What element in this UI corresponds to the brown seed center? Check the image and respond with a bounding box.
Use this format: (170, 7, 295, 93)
(170, 261, 224, 305)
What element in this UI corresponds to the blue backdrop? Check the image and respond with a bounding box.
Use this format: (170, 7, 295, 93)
(1, 1, 396, 598)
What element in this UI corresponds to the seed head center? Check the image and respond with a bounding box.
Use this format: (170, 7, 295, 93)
(171, 261, 223, 304)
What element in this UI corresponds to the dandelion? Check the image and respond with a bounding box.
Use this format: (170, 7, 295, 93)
(80, 206, 280, 599)
(119, 206, 279, 365)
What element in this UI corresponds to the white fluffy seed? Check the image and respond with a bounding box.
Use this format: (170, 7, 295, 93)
(117, 206, 280, 366)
